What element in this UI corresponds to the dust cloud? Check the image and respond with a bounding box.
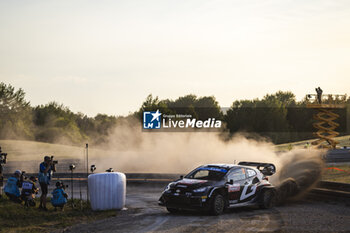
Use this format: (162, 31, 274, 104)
(92, 118, 279, 173)
(93, 119, 325, 187)
(273, 148, 325, 202)
(2, 117, 325, 199)
(88, 118, 325, 201)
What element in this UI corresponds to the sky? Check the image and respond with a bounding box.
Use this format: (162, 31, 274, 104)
(0, 0, 350, 116)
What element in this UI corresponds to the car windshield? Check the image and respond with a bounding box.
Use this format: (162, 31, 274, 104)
(185, 167, 228, 181)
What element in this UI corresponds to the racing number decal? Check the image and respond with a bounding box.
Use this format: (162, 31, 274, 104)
(239, 184, 257, 200)
(228, 184, 240, 192)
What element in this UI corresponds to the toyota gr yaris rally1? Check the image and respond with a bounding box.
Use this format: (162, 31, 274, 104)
(159, 162, 276, 215)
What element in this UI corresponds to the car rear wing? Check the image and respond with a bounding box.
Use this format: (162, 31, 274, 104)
(238, 162, 276, 176)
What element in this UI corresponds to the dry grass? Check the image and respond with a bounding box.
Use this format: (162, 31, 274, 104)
(0, 196, 117, 233)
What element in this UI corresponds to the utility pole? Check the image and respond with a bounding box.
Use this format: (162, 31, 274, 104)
(69, 164, 76, 207)
(86, 143, 89, 201)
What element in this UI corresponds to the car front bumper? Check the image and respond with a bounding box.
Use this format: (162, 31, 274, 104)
(159, 193, 211, 210)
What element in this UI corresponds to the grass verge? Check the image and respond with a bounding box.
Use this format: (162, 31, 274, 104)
(0, 196, 117, 233)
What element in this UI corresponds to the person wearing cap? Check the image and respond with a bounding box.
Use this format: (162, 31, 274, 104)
(21, 176, 39, 207)
(4, 170, 23, 203)
(51, 181, 68, 211)
(38, 156, 56, 210)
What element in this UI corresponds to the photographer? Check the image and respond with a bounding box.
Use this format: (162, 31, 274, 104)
(38, 156, 56, 210)
(51, 181, 68, 211)
(4, 170, 23, 203)
(21, 176, 39, 207)
(0, 146, 8, 196)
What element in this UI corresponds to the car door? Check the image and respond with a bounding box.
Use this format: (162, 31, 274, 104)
(226, 168, 247, 204)
(239, 168, 259, 202)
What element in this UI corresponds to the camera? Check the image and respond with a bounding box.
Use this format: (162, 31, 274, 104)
(69, 164, 76, 171)
(50, 156, 58, 165)
(21, 171, 28, 180)
(106, 168, 114, 172)
(56, 181, 68, 189)
(90, 165, 96, 173)
(0, 147, 7, 164)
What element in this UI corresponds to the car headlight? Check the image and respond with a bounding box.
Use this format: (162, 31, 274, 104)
(164, 182, 174, 191)
(193, 187, 208, 193)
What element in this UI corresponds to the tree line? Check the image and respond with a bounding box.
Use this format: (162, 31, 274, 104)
(0, 82, 349, 145)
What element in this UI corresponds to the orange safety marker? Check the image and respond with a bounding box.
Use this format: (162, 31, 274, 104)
(324, 167, 350, 174)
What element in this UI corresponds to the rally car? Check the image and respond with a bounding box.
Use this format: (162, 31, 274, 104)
(158, 162, 277, 215)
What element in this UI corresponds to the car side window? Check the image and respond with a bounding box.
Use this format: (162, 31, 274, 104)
(247, 169, 257, 178)
(227, 168, 246, 181)
(252, 177, 259, 184)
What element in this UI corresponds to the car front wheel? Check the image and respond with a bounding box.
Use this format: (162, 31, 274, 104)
(210, 194, 225, 215)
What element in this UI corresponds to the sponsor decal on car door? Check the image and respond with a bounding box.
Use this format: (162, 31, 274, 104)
(228, 183, 241, 203)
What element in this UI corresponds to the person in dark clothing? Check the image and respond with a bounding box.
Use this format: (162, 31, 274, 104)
(315, 87, 323, 104)
(21, 176, 39, 207)
(38, 156, 56, 210)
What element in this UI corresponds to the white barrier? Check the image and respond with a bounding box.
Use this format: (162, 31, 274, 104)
(88, 172, 126, 210)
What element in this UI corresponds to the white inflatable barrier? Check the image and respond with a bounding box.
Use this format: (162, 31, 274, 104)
(88, 172, 126, 211)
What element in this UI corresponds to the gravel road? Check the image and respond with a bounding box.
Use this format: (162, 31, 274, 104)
(60, 186, 350, 233)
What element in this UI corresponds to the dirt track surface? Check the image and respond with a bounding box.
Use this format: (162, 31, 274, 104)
(60, 186, 350, 233)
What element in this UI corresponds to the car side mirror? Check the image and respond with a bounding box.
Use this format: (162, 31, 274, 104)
(228, 179, 234, 185)
(180, 175, 183, 179)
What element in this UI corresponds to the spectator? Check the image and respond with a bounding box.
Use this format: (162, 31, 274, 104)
(4, 170, 23, 203)
(38, 156, 56, 210)
(51, 181, 68, 211)
(21, 176, 39, 207)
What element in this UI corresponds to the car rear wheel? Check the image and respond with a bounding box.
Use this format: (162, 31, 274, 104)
(210, 194, 224, 215)
(259, 189, 276, 209)
(166, 207, 179, 214)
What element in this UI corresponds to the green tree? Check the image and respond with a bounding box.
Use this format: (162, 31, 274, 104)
(135, 94, 171, 119)
(168, 95, 198, 118)
(33, 102, 86, 144)
(194, 96, 223, 120)
(225, 91, 293, 143)
(0, 82, 34, 139)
